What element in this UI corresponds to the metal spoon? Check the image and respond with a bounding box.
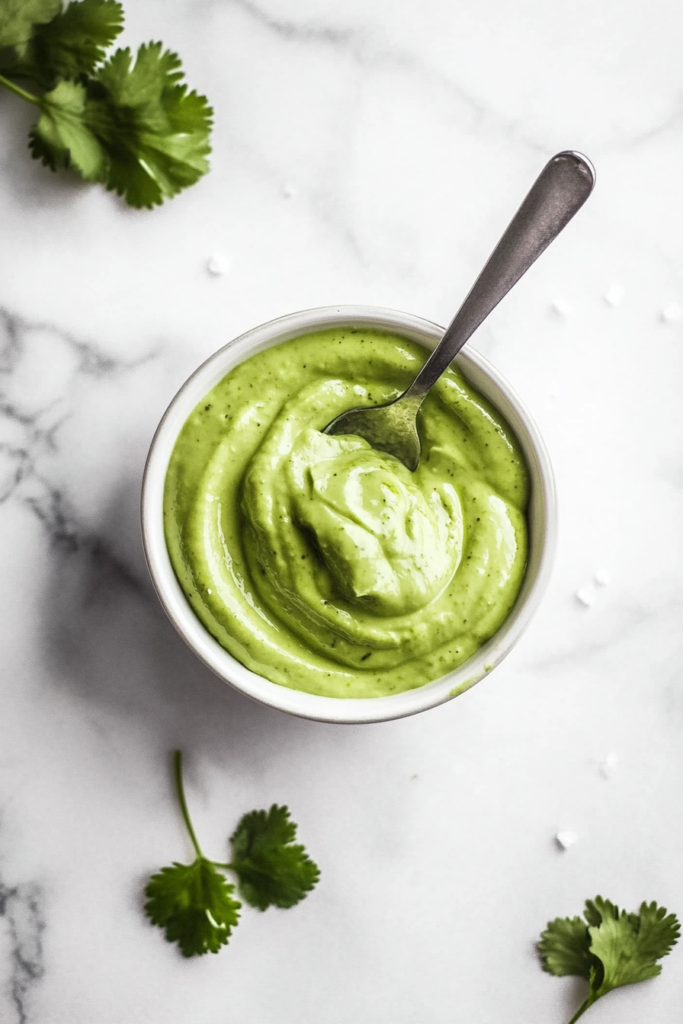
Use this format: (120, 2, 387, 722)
(325, 150, 595, 470)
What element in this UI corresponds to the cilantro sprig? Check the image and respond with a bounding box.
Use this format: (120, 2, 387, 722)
(0, 0, 212, 207)
(144, 751, 320, 957)
(539, 896, 680, 1023)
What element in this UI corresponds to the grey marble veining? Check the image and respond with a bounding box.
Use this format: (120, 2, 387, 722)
(0, 866, 45, 1024)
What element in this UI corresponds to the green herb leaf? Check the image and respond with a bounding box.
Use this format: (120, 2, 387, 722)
(145, 754, 319, 957)
(0, 0, 60, 50)
(29, 78, 106, 176)
(588, 899, 681, 996)
(17, 0, 124, 88)
(539, 897, 680, 1023)
(538, 915, 594, 980)
(583, 895, 619, 929)
(230, 805, 321, 911)
(0, 3, 212, 208)
(28, 42, 212, 207)
(144, 859, 241, 958)
(86, 42, 213, 208)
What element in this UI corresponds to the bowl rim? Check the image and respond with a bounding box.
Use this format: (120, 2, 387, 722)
(141, 304, 556, 724)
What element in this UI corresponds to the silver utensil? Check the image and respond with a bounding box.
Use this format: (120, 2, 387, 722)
(325, 150, 595, 470)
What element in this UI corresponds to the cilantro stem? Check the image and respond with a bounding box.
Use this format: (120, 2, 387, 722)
(173, 750, 204, 860)
(0, 74, 41, 106)
(567, 996, 597, 1024)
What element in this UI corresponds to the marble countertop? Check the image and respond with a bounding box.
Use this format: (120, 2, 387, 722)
(1, 0, 683, 1021)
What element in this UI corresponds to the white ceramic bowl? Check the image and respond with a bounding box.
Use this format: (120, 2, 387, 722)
(141, 305, 556, 724)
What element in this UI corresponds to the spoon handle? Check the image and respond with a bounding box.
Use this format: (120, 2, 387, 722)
(404, 151, 595, 403)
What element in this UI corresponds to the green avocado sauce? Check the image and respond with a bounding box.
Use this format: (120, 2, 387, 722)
(164, 327, 529, 698)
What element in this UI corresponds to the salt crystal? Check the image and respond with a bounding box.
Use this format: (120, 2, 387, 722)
(556, 830, 578, 850)
(600, 752, 619, 780)
(206, 253, 230, 277)
(575, 586, 596, 607)
(551, 298, 573, 318)
(603, 284, 625, 307)
(661, 302, 683, 323)
(594, 568, 611, 587)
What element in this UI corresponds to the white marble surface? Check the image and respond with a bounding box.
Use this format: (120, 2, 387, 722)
(1, 1, 683, 1021)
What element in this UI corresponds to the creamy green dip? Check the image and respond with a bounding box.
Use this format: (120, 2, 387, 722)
(164, 327, 529, 698)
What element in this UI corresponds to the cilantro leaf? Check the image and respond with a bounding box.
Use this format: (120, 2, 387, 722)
(85, 42, 212, 208)
(143, 753, 241, 958)
(0, 4, 212, 208)
(588, 899, 681, 996)
(0, 0, 60, 50)
(26, 42, 212, 208)
(230, 805, 321, 911)
(538, 896, 680, 1023)
(583, 895, 619, 929)
(17, 0, 124, 88)
(29, 78, 106, 177)
(144, 859, 241, 958)
(145, 753, 320, 958)
(538, 915, 594, 980)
